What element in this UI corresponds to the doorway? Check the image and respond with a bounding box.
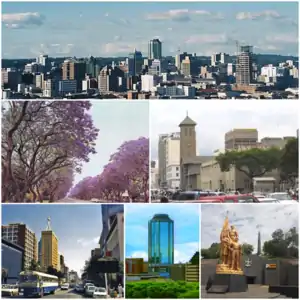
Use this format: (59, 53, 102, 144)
(246, 276, 256, 284)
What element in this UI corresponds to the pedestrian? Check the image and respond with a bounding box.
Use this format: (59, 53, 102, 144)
(118, 284, 122, 297)
(160, 196, 168, 203)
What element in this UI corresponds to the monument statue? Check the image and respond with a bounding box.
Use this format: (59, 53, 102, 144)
(216, 217, 243, 275)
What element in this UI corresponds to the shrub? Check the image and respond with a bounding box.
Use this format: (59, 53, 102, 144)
(126, 280, 199, 298)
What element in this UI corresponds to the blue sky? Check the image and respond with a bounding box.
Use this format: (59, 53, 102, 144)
(125, 204, 199, 263)
(201, 204, 298, 252)
(2, 1, 298, 58)
(75, 101, 149, 185)
(2, 204, 106, 275)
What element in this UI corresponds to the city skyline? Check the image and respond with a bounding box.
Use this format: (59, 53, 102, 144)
(2, 205, 103, 275)
(125, 204, 199, 263)
(74, 101, 149, 185)
(201, 204, 298, 252)
(150, 100, 299, 161)
(2, 1, 298, 58)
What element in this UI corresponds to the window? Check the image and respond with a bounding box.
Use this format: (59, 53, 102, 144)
(185, 128, 188, 136)
(176, 173, 179, 177)
(176, 167, 179, 171)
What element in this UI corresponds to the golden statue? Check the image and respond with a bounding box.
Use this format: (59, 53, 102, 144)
(216, 217, 243, 275)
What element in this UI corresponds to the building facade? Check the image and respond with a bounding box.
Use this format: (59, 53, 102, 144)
(148, 39, 162, 60)
(41, 230, 58, 271)
(2, 223, 38, 270)
(148, 214, 174, 267)
(2, 238, 24, 284)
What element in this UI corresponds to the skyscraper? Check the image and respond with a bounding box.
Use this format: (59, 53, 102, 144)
(2, 223, 38, 270)
(236, 45, 254, 85)
(128, 49, 143, 76)
(41, 217, 58, 271)
(148, 39, 162, 60)
(148, 214, 174, 266)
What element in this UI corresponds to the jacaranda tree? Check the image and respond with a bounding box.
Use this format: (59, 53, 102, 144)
(2, 101, 99, 202)
(69, 137, 149, 202)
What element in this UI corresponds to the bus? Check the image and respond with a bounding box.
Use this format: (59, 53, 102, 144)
(18, 271, 59, 297)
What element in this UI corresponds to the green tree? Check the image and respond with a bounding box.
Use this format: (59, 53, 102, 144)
(279, 138, 298, 187)
(201, 243, 220, 259)
(242, 243, 254, 255)
(216, 147, 282, 190)
(29, 259, 39, 271)
(263, 227, 298, 258)
(189, 251, 199, 265)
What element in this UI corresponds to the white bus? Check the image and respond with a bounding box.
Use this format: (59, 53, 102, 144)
(18, 271, 59, 297)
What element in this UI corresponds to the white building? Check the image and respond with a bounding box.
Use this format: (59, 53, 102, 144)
(151, 166, 159, 189)
(158, 132, 180, 188)
(141, 74, 161, 92)
(261, 65, 277, 78)
(106, 212, 124, 262)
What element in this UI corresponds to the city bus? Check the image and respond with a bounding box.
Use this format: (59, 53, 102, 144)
(18, 271, 59, 297)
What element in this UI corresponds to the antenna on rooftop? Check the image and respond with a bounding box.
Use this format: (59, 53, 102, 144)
(46, 217, 51, 230)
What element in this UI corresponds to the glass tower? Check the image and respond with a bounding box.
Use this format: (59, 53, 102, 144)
(148, 214, 174, 266)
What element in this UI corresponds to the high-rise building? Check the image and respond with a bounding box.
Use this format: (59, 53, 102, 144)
(224, 129, 258, 150)
(179, 114, 197, 189)
(181, 57, 191, 77)
(62, 59, 86, 91)
(41, 217, 58, 271)
(236, 46, 254, 85)
(2, 223, 38, 270)
(211, 52, 229, 66)
(148, 39, 162, 60)
(148, 214, 174, 267)
(98, 64, 125, 93)
(157, 133, 180, 189)
(128, 50, 143, 76)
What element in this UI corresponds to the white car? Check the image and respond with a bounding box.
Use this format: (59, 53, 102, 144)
(61, 283, 70, 290)
(85, 285, 96, 297)
(258, 197, 280, 203)
(93, 287, 108, 298)
(267, 193, 296, 203)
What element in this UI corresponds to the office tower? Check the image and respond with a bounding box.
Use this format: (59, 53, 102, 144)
(62, 59, 86, 91)
(148, 39, 162, 60)
(181, 57, 191, 76)
(148, 214, 174, 266)
(98, 65, 125, 93)
(128, 49, 143, 76)
(236, 45, 254, 85)
(2, 223, 38, 270)
(224, 128, 258, 150)
(41, 217, 58, 271)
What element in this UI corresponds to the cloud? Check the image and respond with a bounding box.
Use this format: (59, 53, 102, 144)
(185, 33, 231, 45)
(201, 204, 298, 253)
(150, 101, 299, 161)
(77, 237, 99, 247)
(2, 12, 45, 29)
(266, 34, 298, 44)
(236, 10, 282, 21)
(145, 9, 223, 22)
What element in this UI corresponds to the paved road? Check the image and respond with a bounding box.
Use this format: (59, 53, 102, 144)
(2, 289, 84, 299)
(201, 285, 286, 298)
(57, 198, 93, 203)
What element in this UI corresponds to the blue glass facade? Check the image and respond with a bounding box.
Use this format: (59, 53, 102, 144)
(148, 214, 174, 266)
(2, 240, 23, 284)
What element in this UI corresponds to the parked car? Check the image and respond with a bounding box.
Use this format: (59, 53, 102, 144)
(61, 283, 70, 290)
(267, 192, 297, 203)
(85, 285, 96, 297)
(1, 284, 19, 297)
(93, 287, 108, 298)
(75, 284, 85, 293)
(198, 194, 260, 203)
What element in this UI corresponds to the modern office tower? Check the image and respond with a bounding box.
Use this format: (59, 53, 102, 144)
(148, 214, 174, 268)
(224, 128, 258, 150)
(148, 39, 162, 60)
(41, 217, 58, 271)
(236, 45, 254, 85)
(181, 56, 191, 76)
(127, 49, 143, 76)
(98, 64, 126, 93)
(211, 52, 229, 66)
(157, 133, 180, 189)
(62, 59, 86, 91)
(2, 223, 38, 270)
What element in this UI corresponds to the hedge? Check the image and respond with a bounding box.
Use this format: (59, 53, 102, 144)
(126, 280, 199, 298)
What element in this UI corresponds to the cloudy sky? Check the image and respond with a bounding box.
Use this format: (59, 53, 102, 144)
(2, 204, 105, 275)
(150, 100, 299, 161)
(2, 1, 298, 58)
(76, 101, 149, 185)
(125, 204, 199, 263)
(201, 204, 298, 252)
